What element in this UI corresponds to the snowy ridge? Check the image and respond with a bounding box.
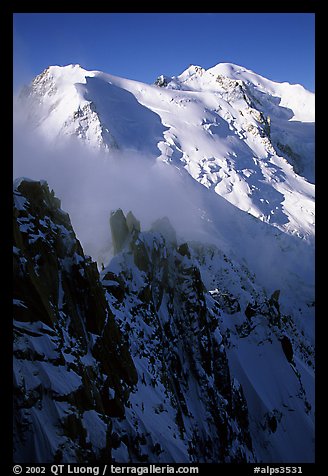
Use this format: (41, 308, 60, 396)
(173, 62, 314, 122)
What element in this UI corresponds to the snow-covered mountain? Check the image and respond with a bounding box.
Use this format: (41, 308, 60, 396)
(17, 62, 315, 239)
(13, 62, 315, 463)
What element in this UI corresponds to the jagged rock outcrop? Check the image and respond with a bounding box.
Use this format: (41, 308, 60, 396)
(13, 179, 137, 463)
(154, 75, 169, 88)
(126, 211, 140, 234)
(110, 209, 130, 254)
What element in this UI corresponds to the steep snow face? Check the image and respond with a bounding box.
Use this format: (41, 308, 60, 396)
(18, 64, 167, 155)
(191, 243, 314, 462)
(17, 62, 314, 242)
(17, 65, 105, 146)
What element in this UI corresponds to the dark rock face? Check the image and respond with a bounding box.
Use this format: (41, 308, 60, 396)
(13, 179, 137, 463)
(110, 209, 130, 254)
(280, 336, 294, 363)
(245, 303, 257, 320)
(177, 242, 191, 258)
(126, 211, 140, 234)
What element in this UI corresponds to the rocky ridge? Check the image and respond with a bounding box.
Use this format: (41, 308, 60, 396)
(13, 179, 315, 463)
(13, 179, 137, 462)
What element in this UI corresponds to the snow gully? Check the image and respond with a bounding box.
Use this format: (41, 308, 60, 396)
(51, 466, 100, 476)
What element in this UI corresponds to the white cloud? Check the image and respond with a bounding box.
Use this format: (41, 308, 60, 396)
(13, 104, 210, 265)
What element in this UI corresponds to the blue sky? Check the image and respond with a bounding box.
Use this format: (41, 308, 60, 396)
(13, 13, 315, 92)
